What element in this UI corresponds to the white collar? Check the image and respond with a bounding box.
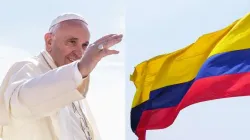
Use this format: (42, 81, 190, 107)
(41, 50, 58, 69)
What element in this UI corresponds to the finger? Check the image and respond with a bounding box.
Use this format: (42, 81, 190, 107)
(94, 34, 117, 45)
(97, 35, 116, 46)
(99, 34, 122, 44)
(105, 36, 123, 49)
(100, 49, 119, 57)
(101, 35, 123, 49)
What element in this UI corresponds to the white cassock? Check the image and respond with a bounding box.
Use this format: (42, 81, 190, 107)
(0, 50, 101, 140)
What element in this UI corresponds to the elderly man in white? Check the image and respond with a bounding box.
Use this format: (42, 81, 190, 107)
(0, 13, 123, 140)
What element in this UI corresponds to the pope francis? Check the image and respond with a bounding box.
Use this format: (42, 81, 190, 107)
(0, 13, 123, 140)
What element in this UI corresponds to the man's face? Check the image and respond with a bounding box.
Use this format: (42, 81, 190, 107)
(44, 20, 90, 67)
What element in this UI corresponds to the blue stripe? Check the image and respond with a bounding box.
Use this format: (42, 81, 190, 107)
(196, 48, 250, 79)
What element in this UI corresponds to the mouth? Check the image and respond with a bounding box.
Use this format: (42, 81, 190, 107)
(68, 58, 76, 63)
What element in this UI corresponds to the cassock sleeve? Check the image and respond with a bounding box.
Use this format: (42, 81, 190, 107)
(74, 62, 90, 97)
(4, 60, 88, 121)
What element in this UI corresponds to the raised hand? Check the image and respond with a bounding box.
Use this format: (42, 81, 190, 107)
(78, 34, 123, 77)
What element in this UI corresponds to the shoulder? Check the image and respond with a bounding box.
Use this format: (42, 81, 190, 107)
(5, 55, 42, 78)
(10, 56, 39, 71)
(0, 55, 42, 86)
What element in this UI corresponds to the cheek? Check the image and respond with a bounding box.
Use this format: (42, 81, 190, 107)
(54, 43, 71, 55)
(62, 46, 75, 57)
(52, 45, 69, 61)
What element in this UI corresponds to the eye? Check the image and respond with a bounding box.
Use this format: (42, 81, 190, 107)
(82, 42, 89, 49)
(69, 40, 77, 45)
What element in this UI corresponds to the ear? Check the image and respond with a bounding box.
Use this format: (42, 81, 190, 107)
(44, 33, 53, 52)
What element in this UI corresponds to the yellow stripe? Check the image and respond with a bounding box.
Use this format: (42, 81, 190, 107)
(130, 13, 250, 108)
(130, 54, 171, 108)
(209, 13, 250, 57)
(152, 21, 236, 90)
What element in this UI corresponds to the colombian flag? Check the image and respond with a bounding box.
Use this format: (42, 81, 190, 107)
(130, 13, 250, 140)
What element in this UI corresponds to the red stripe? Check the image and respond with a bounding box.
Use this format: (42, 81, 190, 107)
(178, 72, 250, 110)
(137, 107, 177, 131)
(136, 72, 250, 139)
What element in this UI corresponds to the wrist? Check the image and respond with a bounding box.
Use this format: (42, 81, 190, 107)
(77, 61, 89, 78)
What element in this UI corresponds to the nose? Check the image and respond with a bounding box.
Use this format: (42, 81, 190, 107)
(73, 50, 83, 59)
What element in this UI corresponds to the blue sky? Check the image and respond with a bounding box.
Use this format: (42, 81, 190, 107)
(0, 0, 125, 140)
(125, 0, 250, 140)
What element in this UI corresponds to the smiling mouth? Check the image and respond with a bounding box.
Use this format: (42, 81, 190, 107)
(68, 58, 75, 62)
